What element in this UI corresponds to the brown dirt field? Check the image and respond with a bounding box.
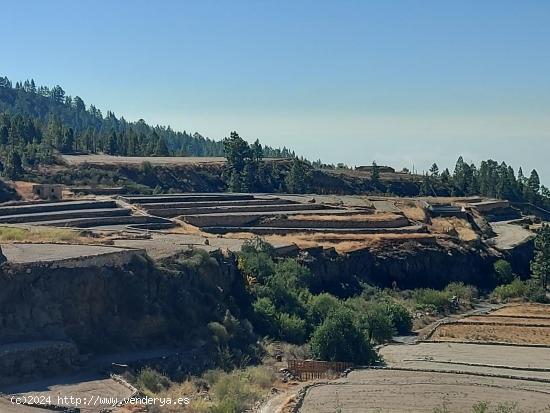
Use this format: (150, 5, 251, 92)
(430, 323, 550, 345)
(299, 369, 550, 413)
(397, 203, 428, 222)
(491, 303, 550, 318)
(11, 181, 37, 200)
(430, 217, 478, 242)
(463, 315, 550, 326)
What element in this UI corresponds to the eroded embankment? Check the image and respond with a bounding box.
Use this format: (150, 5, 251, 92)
(302, 239, 505, 295)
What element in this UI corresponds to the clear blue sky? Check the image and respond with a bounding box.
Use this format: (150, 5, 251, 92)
(2, 1, 550, 182)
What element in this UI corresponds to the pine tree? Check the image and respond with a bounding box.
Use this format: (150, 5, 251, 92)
(154, 137, 170, 156)
(531, 224, 550, 290)
(528, 170, 541, 194)
(429, 163, 439, 177)
(4, 150, 23, 180)
(285, 159, 307, 193)
(228, 169, 242, 192)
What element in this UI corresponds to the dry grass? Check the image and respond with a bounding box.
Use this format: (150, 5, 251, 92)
(0, 226, 90, 243)
(491, 303, 550, 318)
(11, 181, 36, 200)
(398, 204, 428, 222)
(264, 232, 437, 252)
(463, 316, 550, 326)
(430, 217, 478, 242)
(431, 323, 550, 345)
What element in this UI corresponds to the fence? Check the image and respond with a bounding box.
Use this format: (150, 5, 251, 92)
(288, 359, 353, 380)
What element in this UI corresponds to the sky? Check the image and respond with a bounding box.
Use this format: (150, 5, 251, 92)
(2, 0, 550, 182)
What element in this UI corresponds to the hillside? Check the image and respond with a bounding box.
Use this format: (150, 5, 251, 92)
(0, 76, 292, 158)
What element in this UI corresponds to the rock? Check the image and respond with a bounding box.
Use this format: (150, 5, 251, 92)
(0, 246, 6, 265)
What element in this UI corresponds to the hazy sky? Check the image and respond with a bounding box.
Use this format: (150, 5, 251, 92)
(2, 1, 550, 182)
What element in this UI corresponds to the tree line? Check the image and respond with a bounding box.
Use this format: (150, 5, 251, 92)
(418, 157, 549, 209)
(0, 75, 293, 175)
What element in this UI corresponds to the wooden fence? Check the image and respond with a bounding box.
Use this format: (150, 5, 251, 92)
(288, 359, 353, 380)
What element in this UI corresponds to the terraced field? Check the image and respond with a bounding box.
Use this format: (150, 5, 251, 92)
(298, 303, 550, 413)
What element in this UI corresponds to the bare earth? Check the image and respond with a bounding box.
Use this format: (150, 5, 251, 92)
(299, 369, 550, 413)
(2, 373, 134, 413)
(1, 243, 136, 264)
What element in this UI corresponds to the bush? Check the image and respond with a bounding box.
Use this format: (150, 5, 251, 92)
(444, 282, 477, 302)
(310, 309, 377, 364)
(412, 289, 451, 312)
(277, 313, 307, 344)
(136, 368, 171, 394)
(385, 302, 413, 335)
(307, 293, 342, 326)
(494, 260, 515, 285)
(201, 366, 275, 413)
(524, 279, 548, 303)
(491, 278, 526, 301)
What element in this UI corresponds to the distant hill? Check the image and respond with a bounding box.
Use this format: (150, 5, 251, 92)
(0, 76, 293, 158)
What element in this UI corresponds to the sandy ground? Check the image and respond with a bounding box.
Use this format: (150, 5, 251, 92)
(299, 369, 550, 413)
(380, 342, 550, 380)
(0, 398, 53, 413)
(1, 243, 138, 264)
(2, 373, 134, 413)
(490, 220, 535, 250)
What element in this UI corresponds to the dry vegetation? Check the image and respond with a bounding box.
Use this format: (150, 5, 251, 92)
(491, 303, 550, 317)
(430, 217, 478, 242)
(0, 225, 92, 244)
(429, 303, 550, 345)
(395, 201, 428, 222)
(431, 323, 550, 345)
(264, 232, 437, 252)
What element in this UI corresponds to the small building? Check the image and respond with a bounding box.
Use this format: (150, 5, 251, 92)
(32, 184, 63, 200)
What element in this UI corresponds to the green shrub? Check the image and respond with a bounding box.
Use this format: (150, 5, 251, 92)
(310, 309, 376, 364)
(307, 293, 342, 326)
(494, 260, 515, 285)
(444, 282, 477, 302)
(277, 313, 307, 344)
(364, 304, 395, 343)
(524, 278, 548, 303)
(491, 278, 526, 301)
(201, 366, 275, 413)
(385, 301, 413, 335)
(136, 368, 170, 394)
(412, 289, 451, 311)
